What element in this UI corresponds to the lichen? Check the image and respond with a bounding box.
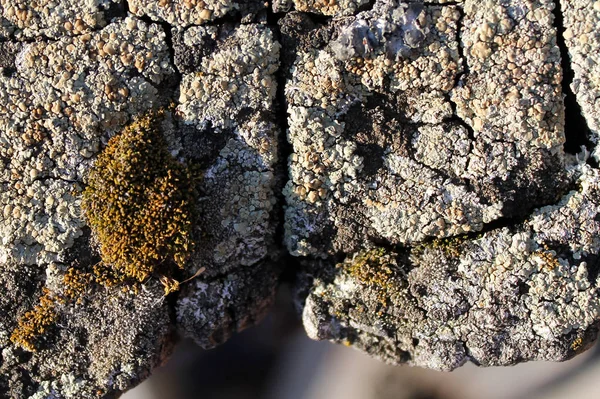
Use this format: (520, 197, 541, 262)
(331, 3, 428, 61)
(81, 111, 196, 283)
(291, 0, 370, 17)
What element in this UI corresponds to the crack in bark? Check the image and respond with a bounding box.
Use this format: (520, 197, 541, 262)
(553, 0, 596, 166)
(5, 0, 600, 347)
(265, 1, 305, 285)
(5, 2, 590, 269)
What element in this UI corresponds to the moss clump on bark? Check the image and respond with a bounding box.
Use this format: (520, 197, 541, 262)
(10, 288, 58, 352)
(341, 248, 401, 309)
(12, 111, 198, 351)
(81, 111, 196, 282)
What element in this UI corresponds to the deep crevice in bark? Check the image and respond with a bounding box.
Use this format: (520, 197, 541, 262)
(445, 5, 478, 198)
(267, 2, 305, 284)
(448, 6, 474, 140)
(136, 15, 182, 98)
(357, 0, 378, 13)
(553, 1, 596, 166)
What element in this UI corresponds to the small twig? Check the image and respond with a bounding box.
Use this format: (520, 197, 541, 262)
(180, 267, 206, 285)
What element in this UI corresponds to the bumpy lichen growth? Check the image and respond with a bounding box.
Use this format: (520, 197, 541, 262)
(81, 111, 196, 282)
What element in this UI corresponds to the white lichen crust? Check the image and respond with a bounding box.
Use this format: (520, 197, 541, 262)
(174, 23, 282, 346)
(454, 0, 565, 153)
(291, 0, 371, 16)
(0, 17, 172, 267)
(0, 17, 177, 399)
(176, 23, 280, 274)
(287, 0, 464, 16)
(128, 0, 265, 27)
(301, 165, 600, 370)
(176, 263, 278, 349)
(0, 0, 122, 39)
(283, 0, 567, 258)
(560, 0, 600, 155)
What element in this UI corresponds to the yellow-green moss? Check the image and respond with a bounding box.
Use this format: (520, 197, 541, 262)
(344, 248, 396, 288)
(81, 111, 196, 282)
(412, 235, 473, 259)
(341, 248, 399, 309)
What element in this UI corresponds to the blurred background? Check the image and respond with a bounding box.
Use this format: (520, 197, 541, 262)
(123, 286, 600, 399)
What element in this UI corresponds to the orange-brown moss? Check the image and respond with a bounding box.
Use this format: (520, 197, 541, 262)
(159, 275, 181, 296)
(91, 261, 127, 288)
(12, 111, 197, 352)
(10, 288, 58, 352)
(81, 111, 196, 283)
(62, 268, 94, 303)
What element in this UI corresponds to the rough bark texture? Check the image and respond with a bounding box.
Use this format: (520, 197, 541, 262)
(0, 0, 599, 397)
